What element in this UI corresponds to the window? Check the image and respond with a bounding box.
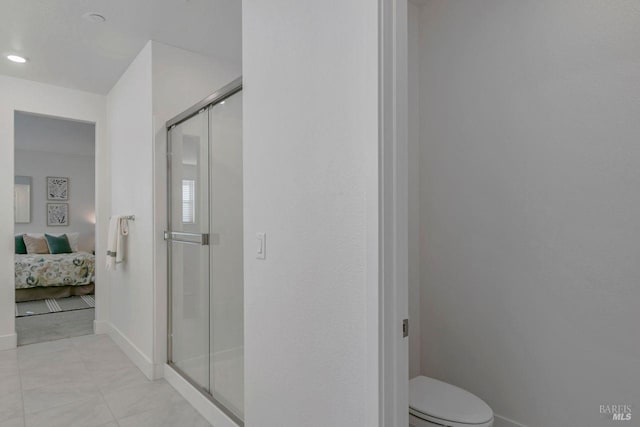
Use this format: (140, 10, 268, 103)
(182, 179, 195, 224)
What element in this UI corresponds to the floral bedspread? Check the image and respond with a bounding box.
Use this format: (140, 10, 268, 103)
(15, 252, 95, 289)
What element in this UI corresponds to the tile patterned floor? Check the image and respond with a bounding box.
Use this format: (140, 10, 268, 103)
(0, 334, 212, 427)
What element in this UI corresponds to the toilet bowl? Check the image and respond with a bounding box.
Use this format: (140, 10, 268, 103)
(409, 376, 493, 427)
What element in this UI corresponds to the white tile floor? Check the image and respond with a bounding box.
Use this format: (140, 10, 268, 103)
(0, 334, 212, 427)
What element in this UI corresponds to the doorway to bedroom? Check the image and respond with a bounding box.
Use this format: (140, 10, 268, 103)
(13, 111, 96, 346)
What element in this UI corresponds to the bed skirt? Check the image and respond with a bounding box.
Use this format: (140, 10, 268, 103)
(15, 283, 95, 302)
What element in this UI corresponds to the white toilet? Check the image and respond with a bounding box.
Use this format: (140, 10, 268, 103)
(409, 376, 494, 427)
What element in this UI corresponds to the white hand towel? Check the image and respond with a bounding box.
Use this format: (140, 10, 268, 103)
(106, 215, 129, 270)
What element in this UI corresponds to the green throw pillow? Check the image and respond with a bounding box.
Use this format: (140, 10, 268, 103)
(15, 235, 27, 254)
(44, 234, 73, 254)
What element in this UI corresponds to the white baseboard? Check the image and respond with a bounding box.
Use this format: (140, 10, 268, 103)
(494, 413, 527, 427)
(93, 320, 110, 335)
(164, 364, 240, 427)
(106, 322, 163, 381)
(0, 333, 17, 351)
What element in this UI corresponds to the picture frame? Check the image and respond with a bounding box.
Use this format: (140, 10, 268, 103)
(47, 176, 69, 201)
(47, 203, 69, 226)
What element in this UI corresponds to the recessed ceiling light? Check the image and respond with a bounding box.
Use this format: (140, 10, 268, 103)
(7, 55, 27, 63)
(83, 13, 106, 23)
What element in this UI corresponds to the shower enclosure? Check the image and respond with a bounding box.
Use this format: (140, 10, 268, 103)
(165, 78, 244, 424)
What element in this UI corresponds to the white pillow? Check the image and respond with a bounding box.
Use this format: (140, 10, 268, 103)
(24, 232, 80, 252)
(63, 232, 80, 252)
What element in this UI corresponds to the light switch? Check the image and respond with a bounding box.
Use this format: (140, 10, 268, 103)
(256, 232, 266, 260)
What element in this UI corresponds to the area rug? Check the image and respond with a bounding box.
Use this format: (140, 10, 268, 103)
(16, 295, 95, 317)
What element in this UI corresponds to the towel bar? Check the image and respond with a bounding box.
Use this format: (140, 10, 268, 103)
(109, 215, 135, 221)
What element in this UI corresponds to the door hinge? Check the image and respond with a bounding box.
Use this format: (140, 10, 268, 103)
(403, 319, 409, 338)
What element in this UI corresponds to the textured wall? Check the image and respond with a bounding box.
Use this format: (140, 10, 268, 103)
(15, 149, 95, 252)
(243, 0, 379, 425)
(414, 1, 640, 425)
(106, 42, 155, 361)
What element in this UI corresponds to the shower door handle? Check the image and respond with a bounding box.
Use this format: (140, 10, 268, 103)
(163, 231, 209, 246)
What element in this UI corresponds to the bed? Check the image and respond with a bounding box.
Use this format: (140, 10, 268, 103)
(15, 252, 95, 302)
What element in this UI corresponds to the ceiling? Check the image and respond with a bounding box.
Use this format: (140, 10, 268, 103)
(0, 0, 242, 94)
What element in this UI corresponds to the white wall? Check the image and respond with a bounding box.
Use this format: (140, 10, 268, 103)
(152, 42, 240, 121)
(14, 150, 95, 251)
(243, 1, 379, 426)
(0, 75, 106, 351)
(14, 113, 95, 156)
(15, 114, 95, 251)
(106, 41, 155, 371)
(413, 1, 640, 426)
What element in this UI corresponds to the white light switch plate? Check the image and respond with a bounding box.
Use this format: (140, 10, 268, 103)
(256, 232, 266, 259)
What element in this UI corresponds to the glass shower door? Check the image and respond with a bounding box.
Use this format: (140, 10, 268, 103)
(167, 79, 243, 424)
(209, 91, 244, 419)
(167, 109, 211, 390)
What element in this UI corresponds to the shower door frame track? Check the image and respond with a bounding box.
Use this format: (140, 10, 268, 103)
(165, 77, 244, 427)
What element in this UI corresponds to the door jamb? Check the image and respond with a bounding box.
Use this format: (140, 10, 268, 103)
(379, 0, 409, 425)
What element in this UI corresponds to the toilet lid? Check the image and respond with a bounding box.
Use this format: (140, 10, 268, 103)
(409, 376, 493, 425)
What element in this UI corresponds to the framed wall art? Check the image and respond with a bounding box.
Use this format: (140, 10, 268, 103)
(47, 176, 69, 201)
(47, 203, 69, 226)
